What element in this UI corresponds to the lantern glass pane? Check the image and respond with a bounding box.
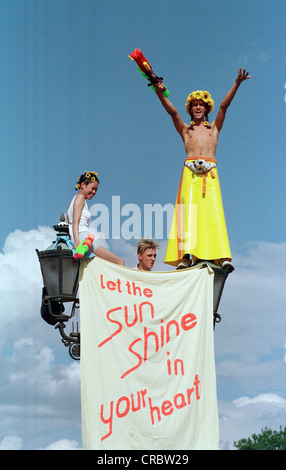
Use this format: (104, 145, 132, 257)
(40, 256, 60, 298)
(213, 271, 227, 313)
(61, 257, 79, 299)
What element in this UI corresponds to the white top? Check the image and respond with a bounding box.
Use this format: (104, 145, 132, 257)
(67, 195, 91, 234)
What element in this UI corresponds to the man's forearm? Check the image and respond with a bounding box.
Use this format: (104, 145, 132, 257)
(154, 82, 178, 116)
(156, 89, 176, 114)
(220, 81, 241, 109)
(221, 68, 250, 109)
(155, 90, 177, 115)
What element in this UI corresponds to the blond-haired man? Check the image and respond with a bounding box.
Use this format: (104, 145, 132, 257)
(134, 239, 160, 271)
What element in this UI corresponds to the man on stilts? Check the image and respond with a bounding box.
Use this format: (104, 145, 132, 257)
(154, 69, 251, 269)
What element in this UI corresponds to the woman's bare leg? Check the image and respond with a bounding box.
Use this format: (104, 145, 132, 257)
(94, 246, 125, 266)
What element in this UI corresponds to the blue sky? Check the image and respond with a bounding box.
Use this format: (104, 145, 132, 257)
(0, 0, 286, 450)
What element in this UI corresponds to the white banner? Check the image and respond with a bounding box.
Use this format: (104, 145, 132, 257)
(79, 258, 219, 450)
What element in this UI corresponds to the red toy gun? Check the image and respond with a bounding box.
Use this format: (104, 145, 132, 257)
(74, 234, 95, 259)
(129, 49, 170, 97)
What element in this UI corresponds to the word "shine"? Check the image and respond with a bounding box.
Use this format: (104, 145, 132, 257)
(98, 300, 197, 378)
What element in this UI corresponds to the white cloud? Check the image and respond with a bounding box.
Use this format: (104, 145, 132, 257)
(42, 439, 82, 450)
(0, 435, 23, 450)
(0, 226, 55, 340)
(234, 394, 286, 407)
(2, 337, 81, 404)
(0, 335, 81, 448)
(0, 435, 81, 450)
(219, 393, 286, 450)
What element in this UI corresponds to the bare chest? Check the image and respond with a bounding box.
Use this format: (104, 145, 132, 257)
(184, 127, 217, 157)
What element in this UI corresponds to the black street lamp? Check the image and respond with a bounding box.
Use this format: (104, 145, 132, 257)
(36, 215, 81, 360)
(212, 263, 234, 326)
(195, 261, 234, 328)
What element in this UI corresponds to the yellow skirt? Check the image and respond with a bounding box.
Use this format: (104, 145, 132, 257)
(164, 161, 231, 266)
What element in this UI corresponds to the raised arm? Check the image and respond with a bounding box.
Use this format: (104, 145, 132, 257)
(214, 68, 251, 133)
(154, 82, 188, 138)
(71, 194, 85, 248)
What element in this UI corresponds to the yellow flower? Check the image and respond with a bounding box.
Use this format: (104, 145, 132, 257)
(85, 171, 98, 178)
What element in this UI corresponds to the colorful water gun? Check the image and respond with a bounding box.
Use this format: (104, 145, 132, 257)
(74, 234, 95, 259)
(129, 49, 170, 97)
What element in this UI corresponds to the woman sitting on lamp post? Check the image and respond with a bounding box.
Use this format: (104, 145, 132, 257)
(66, 171, 125, 266)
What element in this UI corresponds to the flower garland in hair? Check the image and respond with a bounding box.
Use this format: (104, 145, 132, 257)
(75, 171, 99, 190)
(186, 90, 214, 127)
(185, 90, 214, 115)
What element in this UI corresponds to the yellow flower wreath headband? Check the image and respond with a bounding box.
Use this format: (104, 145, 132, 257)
(185, 90, 214, 127)
(75, 171, 99, 190)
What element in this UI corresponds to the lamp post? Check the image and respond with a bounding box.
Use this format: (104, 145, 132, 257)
(195, 261, 234, 328)
(36, 214, 81, 360)
(212, 263, 234, 327)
